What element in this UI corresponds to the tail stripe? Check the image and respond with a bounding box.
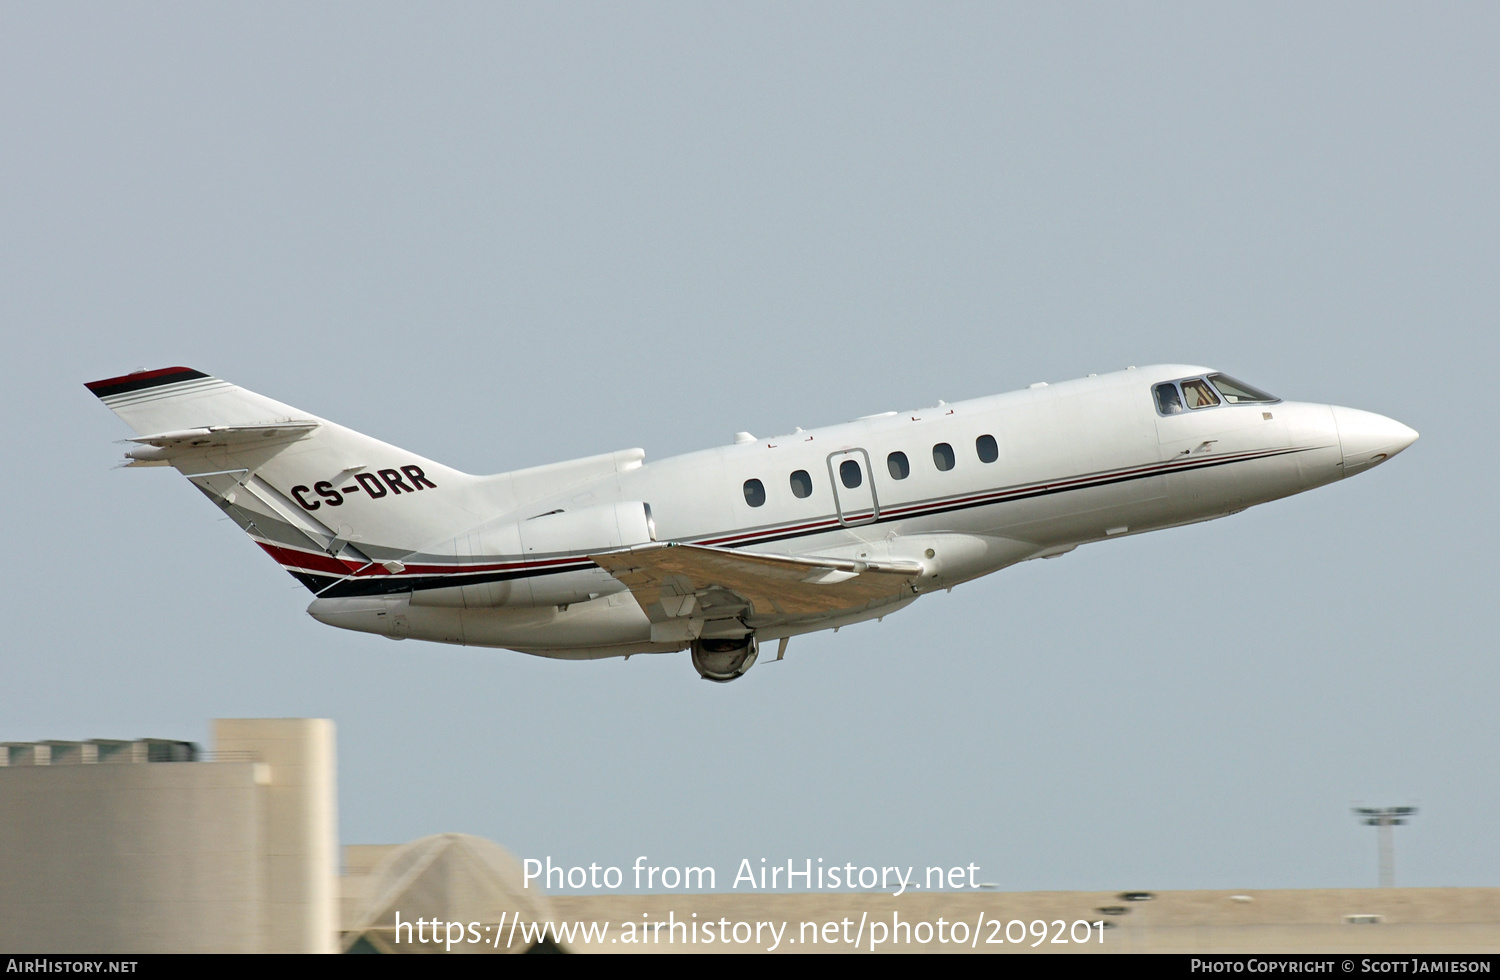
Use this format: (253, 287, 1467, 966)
(97, 377, 232, 410)
(85, 367, 208, 399)
(256, 541, 591, 579)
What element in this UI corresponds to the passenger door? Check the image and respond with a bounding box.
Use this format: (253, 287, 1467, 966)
(827, 449, 878, 526)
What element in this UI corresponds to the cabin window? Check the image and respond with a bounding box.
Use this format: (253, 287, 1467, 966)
(932, 443, 955, 472)
(887, 451, 909, 480)
(789, 469, 813, 498)
(1154, 382, 1185, 415)
(839, 459, 863, 489)
(1181, 378, 1221, 409)
(976, 434, 998, 463)
(1208, 374, 1279, 404)
(743, 478, 766, 507)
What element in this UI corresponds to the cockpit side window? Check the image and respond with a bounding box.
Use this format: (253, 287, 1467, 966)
(1208, 374, 1279, 404)
(1154, 382, 1185, 415)
(1181, 378, 1221, 410)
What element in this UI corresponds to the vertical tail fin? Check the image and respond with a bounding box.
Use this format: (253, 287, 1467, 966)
(87, 367, 483, 592)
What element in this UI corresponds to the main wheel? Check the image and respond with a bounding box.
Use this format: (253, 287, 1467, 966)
(690, 636, 758, 682)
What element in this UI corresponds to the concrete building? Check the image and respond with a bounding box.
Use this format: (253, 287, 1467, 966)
(0, 719, 337, 953)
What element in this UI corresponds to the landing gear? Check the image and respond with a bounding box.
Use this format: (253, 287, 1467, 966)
(690, 636, 758, 683)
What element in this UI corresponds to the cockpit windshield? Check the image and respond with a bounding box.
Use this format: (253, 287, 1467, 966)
(1154, 373, 1281, 416)
(1207, 374, 1279, 404)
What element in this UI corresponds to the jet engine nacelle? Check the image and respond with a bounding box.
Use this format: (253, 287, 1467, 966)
(414, 501, 656, 609)
(690, 636, 759, 683)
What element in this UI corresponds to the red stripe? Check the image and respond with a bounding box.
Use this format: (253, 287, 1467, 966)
(85, 366, 201, 393)
(257, 447, 1299, 578)
(258, 543, 363, 575)
(255, 542, 596, 578)
(699, 448, 1293, 543)
(699, 518, 838, 546)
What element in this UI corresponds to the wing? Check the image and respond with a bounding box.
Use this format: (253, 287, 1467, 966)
(590, 542, 923, 641)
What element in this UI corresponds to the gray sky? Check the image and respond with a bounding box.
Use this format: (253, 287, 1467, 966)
(3, 3, 1495, 892)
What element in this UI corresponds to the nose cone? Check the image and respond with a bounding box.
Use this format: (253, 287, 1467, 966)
(1331, 406, 1419, 477)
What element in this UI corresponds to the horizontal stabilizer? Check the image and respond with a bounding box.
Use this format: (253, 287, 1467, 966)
(590, 542, 922, 624)
(125, 422, 320, 450)
(121, 422, 321, 465)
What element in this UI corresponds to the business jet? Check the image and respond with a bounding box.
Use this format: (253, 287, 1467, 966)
(87, 365, 1416, 681)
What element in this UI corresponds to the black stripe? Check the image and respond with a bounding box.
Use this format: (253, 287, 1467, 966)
(86, 368, 209, 399)
(872, 447, 1305, 527)
(720, 447, 1310, 550)
(292, 446, 1314, 598)
(292, 561, 591, 598)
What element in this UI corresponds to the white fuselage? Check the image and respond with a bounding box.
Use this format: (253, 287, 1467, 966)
(305, 364, 1415, 659)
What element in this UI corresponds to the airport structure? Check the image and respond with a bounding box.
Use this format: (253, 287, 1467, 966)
(2, 718, 1497, 954)
(0, 719, 336, 953)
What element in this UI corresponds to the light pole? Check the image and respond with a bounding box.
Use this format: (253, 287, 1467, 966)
(1352, 806, 1418, 887)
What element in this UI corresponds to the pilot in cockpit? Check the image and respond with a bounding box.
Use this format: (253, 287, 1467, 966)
(1154, 382, 1185, 415)
(1180, 379, 1221, 409)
